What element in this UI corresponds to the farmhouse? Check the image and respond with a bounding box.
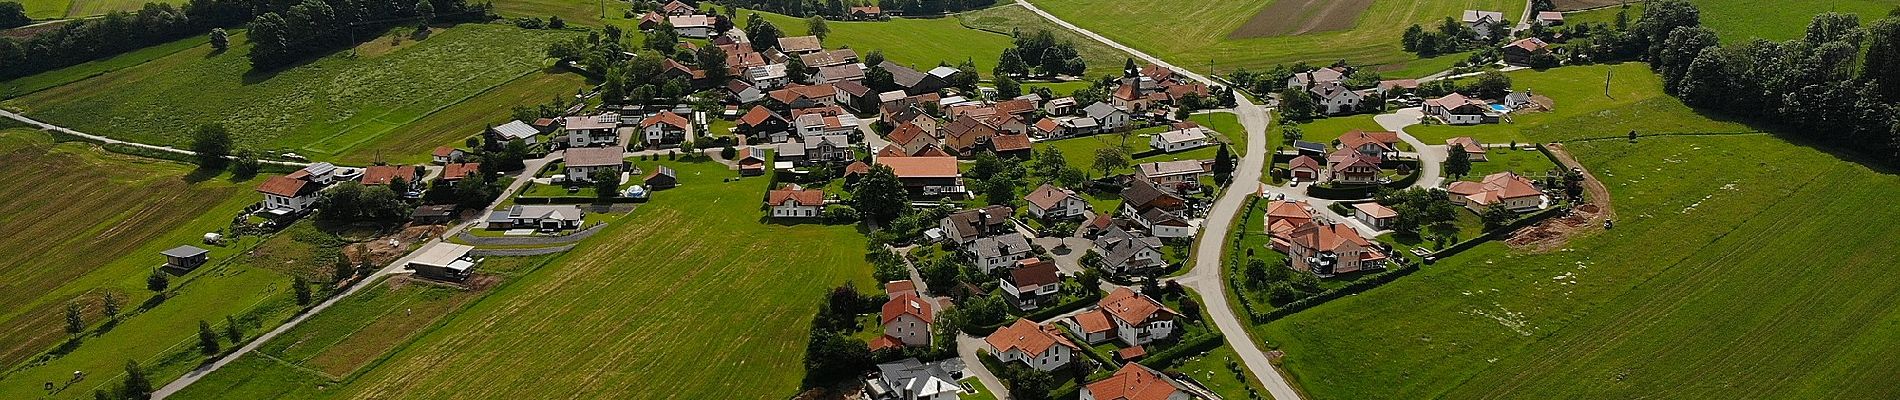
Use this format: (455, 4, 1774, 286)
(867, 358, 962, 400)
(487, 205, 586, 230)
(1308, 81, 1365, 115)
(1335, 130, 1402, 160)
(766, 185, 825, 218)
(1287, 67, 1345, 88)
(256, 175, 321, 213)
(432, 146, 467, 164)
(1446, 137, 1489, 161)
(668, 15, 715, 38)
(986, 319, 1080, 372)
(645, 166, 678, 189)
(439, 162, 480, 183)
(408, 243, 479, 281)
(637, 112, 692, 146)
(1502, 37, 1551, 66)
(738, 106, 791, 142)
(1001, 258, 1062, 310)
(727, 80, 766, 104)
(939, 205, 1012, 245)
(771, 84, 839, 110)
(161, 245, 209, 271)
(816, 63, 866, 83)
(1535, 11, 1564, 25)
(1084, 102, 1132, 132)
(564, 114, 620, 148)
(1149, 127, 1211, 152)
(1286, 222, 1387, 277)
(1447, 171, 1549, 212)
(1081, 363, 1206, 400)
(659, 0, 695, 15)
(1024, 184, 1087, 220)
(880, 61, 949, 95)
(563, 147, 626, 182)
(967, 232, 1034, 274)
(737, 146, 767, 176)
(877, 156, 964, 196)
(1287, 155, 1322, 182)
(848, 5, 881, 19)
(1423, 93, 1492, 125)
(1463, 10, 1506, 38)
(801, 49, 860, 68)
(1091, 225, 1166, 276)
(1353, 202, 1398, 230)
(776, 35, 822, 54)
(878, 292, 936, 349)
(1074, 287, 1177, 346)
(1135, 160, 1210, 189)
(1326, 151, 1382, 184)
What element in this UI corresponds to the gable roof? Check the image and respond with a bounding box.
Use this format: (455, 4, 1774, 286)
(1155, 127, 1210, 145)
(640, 112, 691, 130)
(257, 175, 317, 197)
(1136, 160, 1207, 178)
(441, 163, 480, 181)
(1354, 202, 1398, 219)
(1120, 179, 1182, 210)
(1098, 287, 1175, 325)
(991, 134, 1032, 152)
(740, 105, 786, 126)
(565, 147, 625, 168)
(881, 292, 936, 324)
(767, 186, 825, 206)
(1327, 151, 1381, 171)
(1446, 137, 1486, 154)
(769, 84, 837, 105)
(879, 61, 928, 88)
(492, 120, 540, 140)
(361, 165, 418, 185)
(985, 319, 1079, 357)
(1024, 184, 1079, 210)
(942, 205, 1012, 238)
(777, 35, 822, 53)
(1337, 130, 1401, 151)
(1084, 363, 1188, 400)
(800, 49, 859, 67)
(877, 156, 959, 178)
(1288, 155, 1322, 171)
(1289, 222, 1374, 253)
(1506, 37, 1550, 52)
(1007, 258, 1061, 288)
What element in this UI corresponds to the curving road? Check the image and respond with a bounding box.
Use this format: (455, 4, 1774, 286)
(1009, 1, 1299, 398)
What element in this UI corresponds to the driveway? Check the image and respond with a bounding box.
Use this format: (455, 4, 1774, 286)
(1375, 107, 1447, 189)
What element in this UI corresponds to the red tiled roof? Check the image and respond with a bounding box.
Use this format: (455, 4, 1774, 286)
(985, 319, 1079, 357)
(768, 84, 836, 105)
(740, 105, 783, 126)
(766, 186, 824, 206)
(1288, 155, 1322, 171)
(1024, 183, 1077, 211)
(1337, 130, 1401, 151)
(433, 146, 456, 157)
(1085, 363, 1183, 400)
(844, 161, 872, 177)
(441, 163, 480, 181)
(994, 99, 1035, 116)
(991, 134, 1032, 152)
(881, 292, 935, 324)
(1098, 287, 1174, 326)
(884, 280, 917, 296)
(641, 112, 691, 130)
(256, 175, 313, 197)
(1354, 202, 1398, 219)
(361, 165, 417, 185)
(877, 156, 959, 178)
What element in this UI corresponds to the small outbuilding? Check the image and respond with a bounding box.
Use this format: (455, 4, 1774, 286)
(408, 243, 479, 281)
(161, 245, 210, 271)
(645, 166, 679, 189)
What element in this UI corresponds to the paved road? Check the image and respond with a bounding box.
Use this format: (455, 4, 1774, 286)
(1010, 1, 1300, 398)
(1375, 107, 1447, 189)
(2, 110, 317, 168)
(956, 334, 1012, 399)
(152, 156, 555, 398)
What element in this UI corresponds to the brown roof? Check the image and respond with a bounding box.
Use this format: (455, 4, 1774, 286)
(777, 35, 822, 53)
(1023, 184, 1078, 210)
(1379, 79, 1420, 91)
(1085, 363, 1184, 400)
(994, 99, 1035, 116)
(768, 84, 836, 105)
(432, 146, 457, 157)
(441, 163, 480, 181)
(256, 175, 314, 197)
(1007, 258, 1061, 288)
(844, 161, 872, 177)
(1098, 287, 1174, 326)
(985, 319, 1079, 357)
(885, 280, 917, 296)
(876, 156, 959, 178)
(1507, 37, 1550, 52)
(1073, 308, 1113, 333)
(1288, 155, 1322, 171)
(850, 5, 880, 14)
(564, 147, 625, 167)
(1337, 130, 1401, 151)
(877, 144, 910, 158)
(991, 134, 1032, 152)
(1481, 171, 1543, 199)
(799, 49, 858, 67)
(766, 186, 825, 206)
(740, 105, 784, 126)
(1289, 222, 1374, 253)
(881, 292, 935, 324)
(641, 112, 691, 130)
(1354, 202, 1398, 219)
(361, 165, 417, 185)
(888, 123, 931, 146)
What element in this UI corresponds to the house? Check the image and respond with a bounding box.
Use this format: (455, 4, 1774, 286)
(801, 49, 860, 68)
(489, 120, 542, 145)
(1075, 287, 1177, 346)
(879, 291, 936, 348)
(1446, 171, 1549, 212)
(1135, 160, 1209, 189)
(801, 133, 854, 164)
(738, 106, 791, 142)
(868, 358, 962, 400)
(1325, 151, 1382, 184)
(770, 84, 839, 110)
(563, 114, 620, 148)
(1377, 79, 1421, 96)
(1111, 82, 1154, 112)
(257, 175, 321, 213)
(1090, 226, 1166, 276)
(407, 243, 479, 281)
(1309, 81, 1365, 115)
(639, 112, 693, 146)
(361, 165, 420, 190)
(645, 165, 678, 189)
(1080, 363, 1205, 400)
(1264, 200, 1317, 251)
(161, 245, 209, 270)
(659, 0, 695, 15)
(941, 114, 999, 154)
(1287, 155, 1322, 182)
(1446, 137, 1489, 161)
(668, 15, 715, 38)
(1043, 97, 1077, 115)
(563, 147, 625, 182)
(816, 63, 866, 83)
(1120, 179, 1186, 215)
(1286, 67, 1344, 88)
(727, 80, 766, 104)
(439, 162, 481, 183)
(986, 319, 1080, 372)
(1133, 207, 1195, 238)
(1463, 10, 1506, 38)
(967, 233, 1034, 274)
(1024, 184, 1087, 220)
(486, 205, 586, 230)
(1335, 130, 1402, 161)
(777, 35, 823, 54)
(766, 184, 825, 218)
(637, 11, 665, 30)
(848, 5, 882, 20)
(1291, 140, 1327, 158)
(834, 80, 876, 112)
(411, 204, 457, 224)
(879, 156, 964, 196)
(1001, 258, 1061, 310)
(744, 63, 791, 89)
(994, 99, 1036, 119)
(990, 133, 1033, 158)
(1084, 102, 1132, 132)
(432, 146, 467, 164)
(1353, 202, 1398, 230)
(1501, 37, 1551, 66)
(1149, 127, 1211, 152)
(1535, 11, 1564, 26)
(737, 146, 768, 176)
(939, 205, 1012, 245)
(1423, 93, 1492, 125)
(880, 61, 948, 95)
(1286, 222, 1387, 276)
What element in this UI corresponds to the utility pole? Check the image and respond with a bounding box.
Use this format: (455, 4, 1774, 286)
(1604, 67, 1613, 98)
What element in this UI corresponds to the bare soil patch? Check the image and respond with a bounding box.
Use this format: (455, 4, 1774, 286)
(1228, 0, 1375, 39)
(1505, 143, 1615, 251)
(1552, 0, 1628, 11)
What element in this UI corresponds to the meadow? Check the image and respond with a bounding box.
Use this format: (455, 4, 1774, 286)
(172, 160, 876, 399)
(336, 69, 591, 165)
(1, 24, 575, 161)
(1252, 63, 1900, 398)
(1025, 0, 1524, 76)
(14, 0, 183, 19)
(747, 10, 1017, 78)
(1404, 63, 1752, 144)
(1557, 1, 1899, 42)
(0, 32, 207, 99)
(958, 4, 1139, 79)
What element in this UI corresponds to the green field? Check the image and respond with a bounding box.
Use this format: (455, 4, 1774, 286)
(337, 69, 591, 165)
(177, 160, 875, 399)
(748, 10, 1016, 78)
(1254, 64, 1900, 398)
(1406, 63, 1752, 145)
(1693, 0, 1899, 42)
(1025, 0, 1523, 75)
(0, 32, 208, 99)
(959, 4, 1139, 79)
(14, 0, 184, 19)
(1036, 111, 1246, 178)
(2, 24, 575, 161)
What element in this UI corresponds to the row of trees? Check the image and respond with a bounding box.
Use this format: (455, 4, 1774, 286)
(1651, 1, 1900, 164)
(248, 0, 488, 69)
(993, 29, 1087, 77)
(1, 2, 27, 29)
(718, 0, 991, 18)
(1402, 16, 1510, 57)
(0, 0, 251, 81)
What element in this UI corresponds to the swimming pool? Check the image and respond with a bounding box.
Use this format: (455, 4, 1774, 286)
(1490, 104, 1510, 112)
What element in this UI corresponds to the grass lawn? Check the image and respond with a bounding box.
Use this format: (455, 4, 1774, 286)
(1460, 145, 1561, 179)
(746, 10, 1016, 79)
(2, 24, 577, 162)
(0, 32, 208, 99)
(1693, 0, 1900, 42)
(15, 0, 186, 19)
(337, 69, 592, 165)
(1019, 80, 1094, 97)
(1404, 63, 1754, 145)
(1037, 112, 1246, 178)
(1169, 345, 1266, 399)
(231, 160, 874, 399)
(958, 4, 1138, 79)
(1286, 114, 1384, 146)
(1254, 63, 1900, 398)
(960, 378, 1000, 400)
(1025, 0, 1523, 73)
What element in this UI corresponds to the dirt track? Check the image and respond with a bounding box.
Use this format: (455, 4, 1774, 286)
(1552, 0, 1628, 11)
(1505, 143, 1616, 251)
(1228, 0, 1374, 39)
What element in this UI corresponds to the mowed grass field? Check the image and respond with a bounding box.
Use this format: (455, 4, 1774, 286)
(748, 10, 1016, 78)
(1254, 64, 1900, 398)
(1, 24, 575, 161)
(337, 69, 591, 165)
(1037, 111, 1247, 177)
(0, 32, 208, 99)
(14, 0, 184, 19)
(1025, 0, 1523, 75)
(183, 160, 875, 399)
(1406, 63, 1753, 145)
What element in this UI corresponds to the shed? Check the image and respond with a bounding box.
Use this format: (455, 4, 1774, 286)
(408, 243, 479, 281)
(161, 245, 210, 270)
(645, 166, 679, 189)
(412, 204, 457, 224)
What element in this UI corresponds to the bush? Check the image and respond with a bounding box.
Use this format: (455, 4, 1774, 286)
(824, 205, 860, 224)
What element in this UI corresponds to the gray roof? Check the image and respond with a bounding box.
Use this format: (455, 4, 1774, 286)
(161, 245, 208, 258)
(775, 142, 806, 157)
(879, 61, 927, 88)
(877, 358, 963, 397)
(493, 120, 540, 140)
(487, 211, 512, 224)
(1083, 102, 1123, 119)
(508, 205, 585, 222)
(927, 66, 960, 78)
(1293, 140, 1327, 153)
(302, 162, 335, 176)
(1092, 225, 1163, 269)
(970, 233, 1033, 259)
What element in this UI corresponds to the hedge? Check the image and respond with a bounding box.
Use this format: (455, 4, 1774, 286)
(512, 196, 644, 204)
(1142, 333, 1226, 368)
(1021, 289, 1103, 322)
(1259, 262, 1423, 321)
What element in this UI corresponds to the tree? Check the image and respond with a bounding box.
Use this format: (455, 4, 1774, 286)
(865, 64, 896, 92)
(414, 0, 433, 22)
(224, 315, 242, 342)
(994, 75, 1022, 99)
(745, 15, 783, 50)
(1402, 24, 1424, 52)
(1657, 26, 1719, 93)
(122, 360, 152, 400)
(695, 44, 730, 84)
(102, 291, 120, 319)
(1445, 144, 1472, 178)
(1277, 86, 1316, 121)
(146, 270, 169, 294)
(591, 168, 621, 200)
(1003, 364, 1055, 400)
(806, 16, 829, 40)
(1179, 296, 1201, 322)
(209, 28, 230, 51)
(1123, 57, 1139, 77)
(1030, 146, 1068, 180)
(197, 320, 220, 355)
(1864, 17, 1900, 101)
(1091, 147, 1129, 178)
(985, 175, 1016, 206)
(852, 165, 908, 224)
(1634, 0, 1701, 59)
(996, 48, 1030, 77)
(1804, 12, 1862, 47)
(191, 123, 233, 170)
(292, 275, 312, 305)
(1468, 70, 1513, 99)
(1678, 46, 1736, 108)
(1481, 204, 1517, 230)
(1212, 144, 1235, 184)
(547, 15, 565, 29)
(65, 302, 84, 334)
(785, 55, 808, 83)
(0, 2, 26, 29)
(919, 258, 962, 295)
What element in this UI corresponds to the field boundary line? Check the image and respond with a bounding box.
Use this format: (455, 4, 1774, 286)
(254, 351, 342, 381)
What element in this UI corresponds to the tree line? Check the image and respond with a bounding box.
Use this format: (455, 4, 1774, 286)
(0, 0, 247, 81)
(246, 0, 489, 69)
